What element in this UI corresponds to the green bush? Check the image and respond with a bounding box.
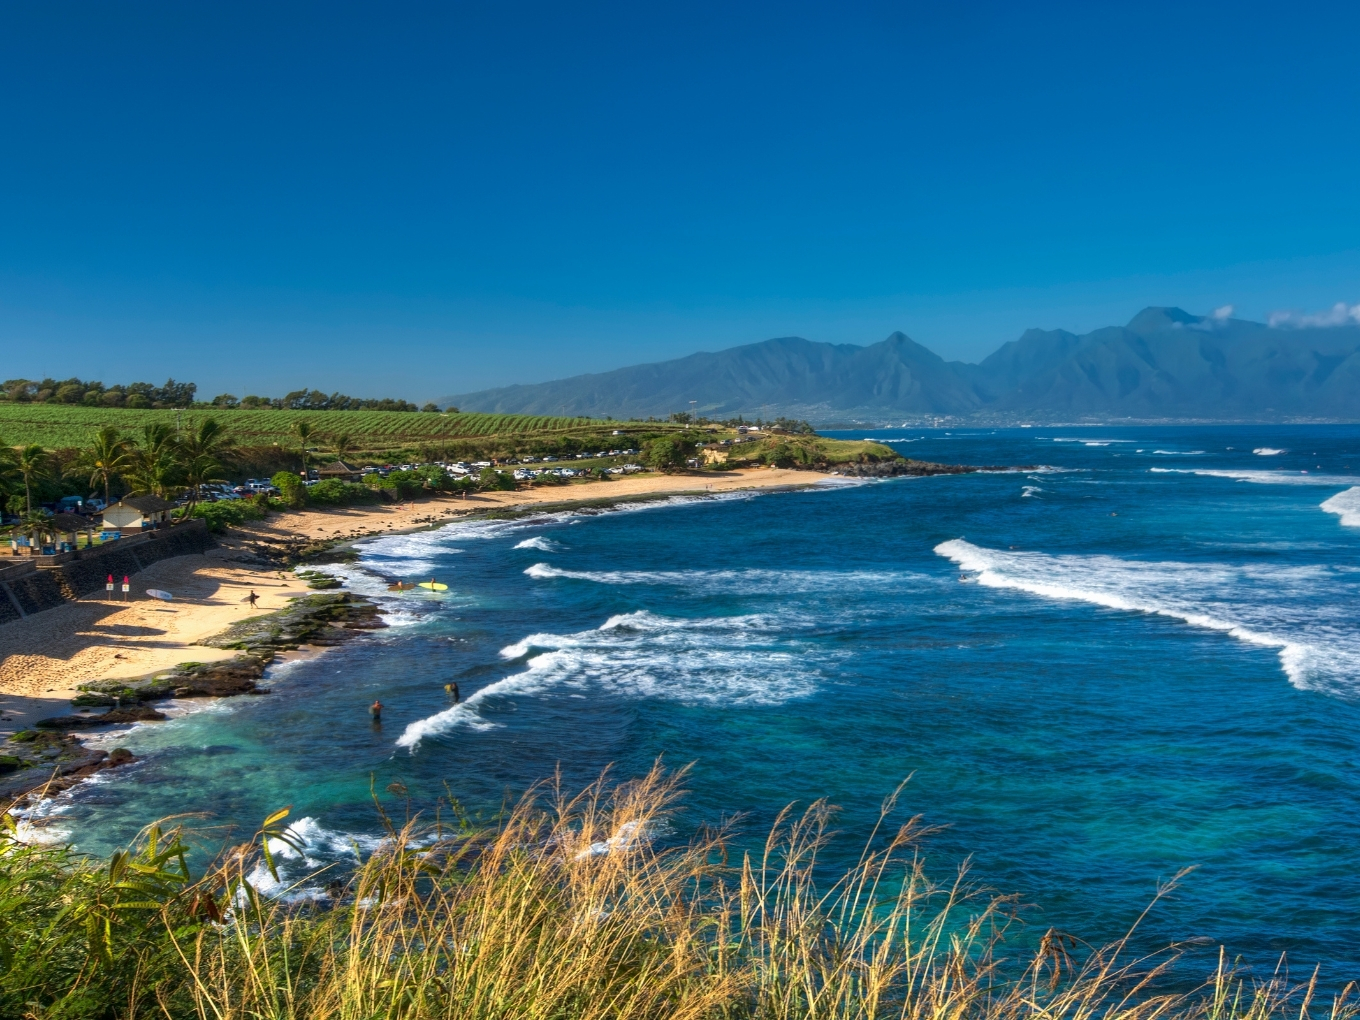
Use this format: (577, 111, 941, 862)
(307, 479, 381, 506)
(184, 499, 269, 533)
(644, 436, 695, 472)
(271, 471, 306, 508)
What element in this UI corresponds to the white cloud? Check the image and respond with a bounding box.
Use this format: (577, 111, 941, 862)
(1211, 304, 1233, 320)
(1267, 302, 1360, 329)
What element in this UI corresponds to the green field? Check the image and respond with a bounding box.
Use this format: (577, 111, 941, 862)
(0, 404, 643, 450)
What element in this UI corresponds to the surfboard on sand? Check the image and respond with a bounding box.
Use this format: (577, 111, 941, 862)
(417, 581, 448, 591)
(146, 589, 174, 601)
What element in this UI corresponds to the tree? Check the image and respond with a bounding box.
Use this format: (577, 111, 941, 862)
(0, 440, 18, 510)
(643, 437, 694, 473)
(271, 470, 306, 509)
(292, 420, 316, 474)
(178, 418, 233, 516)
(15, 444, 50, 514)
(128, 423, 181, 498)
(330, 433, 353, 461)
(78, 426, 132, 506)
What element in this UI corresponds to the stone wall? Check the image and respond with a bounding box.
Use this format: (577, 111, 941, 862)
(0, 520, 216, 624)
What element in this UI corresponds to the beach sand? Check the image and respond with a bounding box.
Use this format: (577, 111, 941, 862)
(0, 467, 826, 733)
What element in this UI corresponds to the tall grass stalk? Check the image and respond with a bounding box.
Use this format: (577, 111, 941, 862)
(3, 765, 1355, 1020)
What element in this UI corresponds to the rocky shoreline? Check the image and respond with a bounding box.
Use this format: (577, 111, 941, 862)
(0, 591, 385, 807)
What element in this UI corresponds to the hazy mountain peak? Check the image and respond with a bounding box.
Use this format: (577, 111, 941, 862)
(444, 309, 1360, 422)
(1126, 306, 1201, 333)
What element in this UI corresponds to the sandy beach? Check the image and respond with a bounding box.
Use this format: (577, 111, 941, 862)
(0, 468, 825, 733)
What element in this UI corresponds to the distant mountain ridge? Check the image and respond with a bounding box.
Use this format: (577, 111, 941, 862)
(442, 307, 1360, 422)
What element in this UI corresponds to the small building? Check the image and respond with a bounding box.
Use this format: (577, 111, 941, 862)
(101, 495, 175, 532)
(316, 460, 363, 482)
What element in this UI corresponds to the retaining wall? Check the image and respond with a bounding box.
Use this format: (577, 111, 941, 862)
(0, 519, 216, 625)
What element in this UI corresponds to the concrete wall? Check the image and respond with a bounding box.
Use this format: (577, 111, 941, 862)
(0, 519, 216, 625)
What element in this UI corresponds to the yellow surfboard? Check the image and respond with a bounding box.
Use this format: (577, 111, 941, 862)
(417, 581, 448, 591)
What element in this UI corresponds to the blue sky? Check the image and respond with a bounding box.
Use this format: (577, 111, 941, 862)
(2, 1, 1357, 400)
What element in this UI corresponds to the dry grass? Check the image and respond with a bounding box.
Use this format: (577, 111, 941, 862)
(3, 765, 1356, 1020)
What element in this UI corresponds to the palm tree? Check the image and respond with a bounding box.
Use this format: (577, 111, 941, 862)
(293, 420, 316, 475)
(15, 445, 50, 514)
(78, 426, 132, 507)
(331, 433, 353, 462)
(178, 418, 233, 515)
(0, 440, 18, 509)
(128, 423, 181, 499)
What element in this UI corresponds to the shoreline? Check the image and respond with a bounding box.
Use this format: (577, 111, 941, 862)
(2, 468, 827, 739)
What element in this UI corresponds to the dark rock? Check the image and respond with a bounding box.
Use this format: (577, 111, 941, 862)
(36, 705, 166, 729)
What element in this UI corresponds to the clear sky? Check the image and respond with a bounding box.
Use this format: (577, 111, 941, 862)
(2, 1, 1358, 401)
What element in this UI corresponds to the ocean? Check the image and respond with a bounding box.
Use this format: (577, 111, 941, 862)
(30, 425, 1360, 978)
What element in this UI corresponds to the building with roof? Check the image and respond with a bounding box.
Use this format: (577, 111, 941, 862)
(316, 460, 363, 481)
(101, 495, 175, 531)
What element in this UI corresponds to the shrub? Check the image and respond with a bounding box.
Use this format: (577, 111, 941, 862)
(271, 471, 306, 508)
(644, 436, 695, 472)
(306, 479, 381, 506)
(184, 499, 269, 533)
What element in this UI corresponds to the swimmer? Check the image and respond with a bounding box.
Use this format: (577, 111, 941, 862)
(444, 682, 460, 703)
(370, 700, 383, 720)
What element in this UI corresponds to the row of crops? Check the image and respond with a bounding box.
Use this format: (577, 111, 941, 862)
(0, 404, 633, 449)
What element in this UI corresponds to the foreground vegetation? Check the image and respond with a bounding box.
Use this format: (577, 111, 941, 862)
(1, 766, 1348, 1020)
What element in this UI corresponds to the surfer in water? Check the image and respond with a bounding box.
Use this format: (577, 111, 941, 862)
(444, 682, 460, 703)
(369, 700, 383, 721)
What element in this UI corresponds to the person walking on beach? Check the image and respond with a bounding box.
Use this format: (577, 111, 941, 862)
(370, 700, 383, 721)
(247, 590, 259, 609)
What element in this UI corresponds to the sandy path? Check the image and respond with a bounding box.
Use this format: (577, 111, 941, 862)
(1, 467, 826, 734)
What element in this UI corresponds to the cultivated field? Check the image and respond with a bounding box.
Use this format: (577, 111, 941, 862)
(0, 404, 640, 450)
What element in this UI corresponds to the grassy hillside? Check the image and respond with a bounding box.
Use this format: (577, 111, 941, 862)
(0, 404, 652, 452)
(722, 434, 899, 468)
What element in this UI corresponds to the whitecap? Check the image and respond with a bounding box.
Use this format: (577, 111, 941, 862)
(1021, 486, 1043, 498)
(1254, 448, 1287, 456)
(397, 610, 819, 750)
(513, 536, 557, 551)
(935, 539, 1360, 697)
(1321, 487, 1360, 528)
(522, 563, 916, 593)
(1151, 468, 1360, 486)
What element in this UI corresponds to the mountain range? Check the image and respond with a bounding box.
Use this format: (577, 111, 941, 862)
(442, 307, 1360, 422)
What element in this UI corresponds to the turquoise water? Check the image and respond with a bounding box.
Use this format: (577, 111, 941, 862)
(34, 425, 1360, 978)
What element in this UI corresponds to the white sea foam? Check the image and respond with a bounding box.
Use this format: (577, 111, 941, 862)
(1152, 450, 1206, 455)
(513, 536, 557, 551)
(935, 539, 1360, 697)
(397, 610, 819, 749)
(242, 816, 389, 901)
(1254, 448, 1287, 456)
(1021, 485, 1043, 497)
(1151, 468, 1360, 486)
(1321, 487, 1360, 527)
(523, 563, 913, 593)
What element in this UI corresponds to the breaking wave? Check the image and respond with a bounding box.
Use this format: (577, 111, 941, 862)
(1150, 468, 1360, 486)
(1321, 487, 1360, 528)
(396, 610, 820, 749)
(935, 539, 1360, 697)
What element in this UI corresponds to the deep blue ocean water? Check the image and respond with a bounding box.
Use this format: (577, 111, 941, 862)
(31, 425, 1360, 979)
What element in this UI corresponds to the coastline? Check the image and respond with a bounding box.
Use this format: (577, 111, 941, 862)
(2, 468, 827, 739)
